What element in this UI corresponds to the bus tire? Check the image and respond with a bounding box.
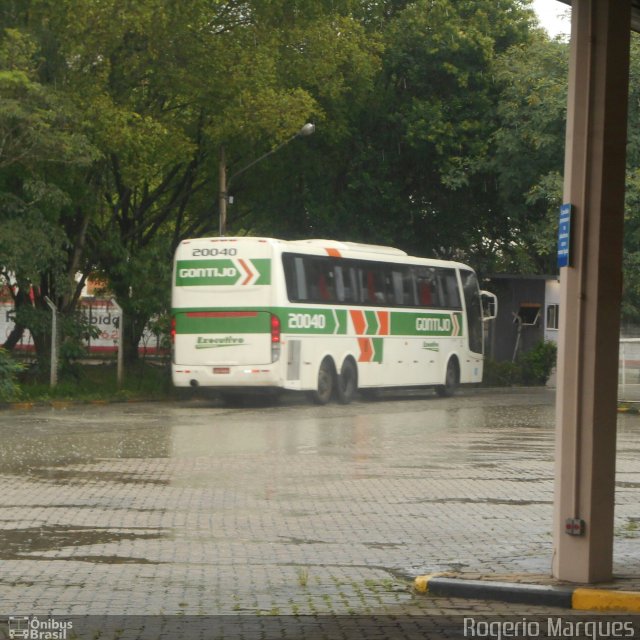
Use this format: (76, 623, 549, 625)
(310, 358, 335, 405)
(436, 358, 459, 398)
(336, 358, 357, 404)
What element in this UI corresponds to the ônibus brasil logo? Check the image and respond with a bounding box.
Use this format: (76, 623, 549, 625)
(9, 616, 72, 640)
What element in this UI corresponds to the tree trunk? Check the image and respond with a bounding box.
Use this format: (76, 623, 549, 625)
(3, 323, 26, 350)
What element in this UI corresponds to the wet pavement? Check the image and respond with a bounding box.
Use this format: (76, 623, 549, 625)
(0, 388, 639, 636)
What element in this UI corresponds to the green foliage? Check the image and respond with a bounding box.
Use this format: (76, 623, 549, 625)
(482, 359, 523, 387)
(18, 361, 173, 402)
(485, 34, 568, 274)
(4, 0, 640, 345)
(484, 340, 557, 387)
(519, 340, 558, 386)
(0, 348, 23, 400)
(58, 312, 102, 378)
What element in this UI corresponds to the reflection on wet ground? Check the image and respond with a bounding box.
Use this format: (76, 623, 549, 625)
(0, 525, 164, 560)
(0, 388, 638, 617)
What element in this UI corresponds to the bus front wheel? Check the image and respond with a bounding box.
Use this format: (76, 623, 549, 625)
(310, 358, 335, 405)
(436, 358, 459, 398)
(336, 358, 357, 404)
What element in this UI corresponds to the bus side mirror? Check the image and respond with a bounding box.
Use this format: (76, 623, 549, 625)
(480, 291, 498, 321)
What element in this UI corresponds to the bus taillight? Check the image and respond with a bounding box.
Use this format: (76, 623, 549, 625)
(271, 314, 281, 362)
(170, 316, 176, 342)
(271, 314, 281, 343)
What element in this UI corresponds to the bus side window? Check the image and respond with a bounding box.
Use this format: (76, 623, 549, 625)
(366, 271, 376, 303)
(335, 266, 346, 302)
(408, 269, 418, 306)
(416, 269, 435, 307)
(363, 269, 386, 305)
(389, 266, 413, 306)
(391, 270, 404, 306)
(294, 257, 307, 301)
(335, 264, 357, 303)
(304, 259, 335, 303)
(441, 270, 461, 308)
(283, 254, 308, 302)
(419, 281, 432, 306)
(348, 266, 359, 303)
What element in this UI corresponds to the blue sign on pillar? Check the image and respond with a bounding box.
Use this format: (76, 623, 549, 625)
(557, 204, 572, 268)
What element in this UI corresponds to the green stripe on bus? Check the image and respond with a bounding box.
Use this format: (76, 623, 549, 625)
(252, 259, 272, 285)
(372, 338, 384, 363)
(364, 310, 379, 335)
(282, 309, 348, 334)
(175, 312, 270, 334)
(172, 307, 463, 337)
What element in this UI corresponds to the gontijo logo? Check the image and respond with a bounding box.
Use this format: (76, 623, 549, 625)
(415, 313, 461, 336)
(175, 259, 271, 286)
(179, 266, 236, 278)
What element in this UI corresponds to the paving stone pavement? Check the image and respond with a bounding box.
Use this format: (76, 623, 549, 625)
(0, 388, 639, 638)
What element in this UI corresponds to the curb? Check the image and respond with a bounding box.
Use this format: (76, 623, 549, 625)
(618, 404, 640, 414)
(1, 397, 176, 411)
(414, 575, 640, 613)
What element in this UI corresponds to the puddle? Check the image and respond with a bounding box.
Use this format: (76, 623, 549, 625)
(0, 525, 165, 560)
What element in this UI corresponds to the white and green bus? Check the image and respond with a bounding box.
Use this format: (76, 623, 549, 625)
(171, 237, 497, 404)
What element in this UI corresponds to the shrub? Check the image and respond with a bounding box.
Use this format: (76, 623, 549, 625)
(0, 348, 24, 401)
(482, 358, 522, 386)
(519, 340, 558, 385)
(483, 340, 558, 387)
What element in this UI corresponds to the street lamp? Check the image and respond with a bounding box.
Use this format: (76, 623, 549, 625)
(218, 122, 315, 236)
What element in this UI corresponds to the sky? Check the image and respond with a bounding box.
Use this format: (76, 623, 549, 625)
(532, 0, 571, 39)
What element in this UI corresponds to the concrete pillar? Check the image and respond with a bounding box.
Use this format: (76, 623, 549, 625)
(553, 0, 631, 583)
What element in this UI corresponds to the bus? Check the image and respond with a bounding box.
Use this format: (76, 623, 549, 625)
(171, 237, 497, 404)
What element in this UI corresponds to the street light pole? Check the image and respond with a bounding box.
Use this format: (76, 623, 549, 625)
(218, 123, 315, 236)
(218, 145, 227, 237)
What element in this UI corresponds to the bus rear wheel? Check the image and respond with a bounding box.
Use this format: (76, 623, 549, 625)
(310, 358, 335, 405)
(336, 358, 357, 404)
(436, 358, 459, 398)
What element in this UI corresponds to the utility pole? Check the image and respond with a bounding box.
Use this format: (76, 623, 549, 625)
(217, 123, 315, 236)
(218, 146, 227, 236)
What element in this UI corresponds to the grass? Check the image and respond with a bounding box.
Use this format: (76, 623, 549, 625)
(10, 358, 180, 404)
(297, 567, 309, 588)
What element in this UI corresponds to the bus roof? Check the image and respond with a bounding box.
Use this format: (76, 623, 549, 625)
(177, 236, 472, 270)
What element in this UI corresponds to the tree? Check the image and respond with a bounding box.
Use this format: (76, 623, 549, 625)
(489, 33, 568, 273)
(0, 25, 97, 364)
(239, 0, 538, 274)
(28, 0, 385, 361)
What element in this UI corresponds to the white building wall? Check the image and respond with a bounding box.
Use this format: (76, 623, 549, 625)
(544, 279, 561, 344)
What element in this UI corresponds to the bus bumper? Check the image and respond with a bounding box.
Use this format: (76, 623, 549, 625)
(172, 365, 283, 389)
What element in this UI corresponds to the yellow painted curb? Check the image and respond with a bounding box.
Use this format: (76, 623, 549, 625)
(9, 402, 34, 410)
(573, 588, 640, 612)
(413, 574, 442, 593)
(50, 401, 71, 409)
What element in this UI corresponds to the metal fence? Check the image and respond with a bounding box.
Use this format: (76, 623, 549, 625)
(619, 338, 640, 403)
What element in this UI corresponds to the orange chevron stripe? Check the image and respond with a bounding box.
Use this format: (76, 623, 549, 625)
(377, 311, 389, 335)
(238, 259, 252, 285)
(325, 248, 342, 257)
(357, 337, 373, 362)
(350, 310, 367, 335)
